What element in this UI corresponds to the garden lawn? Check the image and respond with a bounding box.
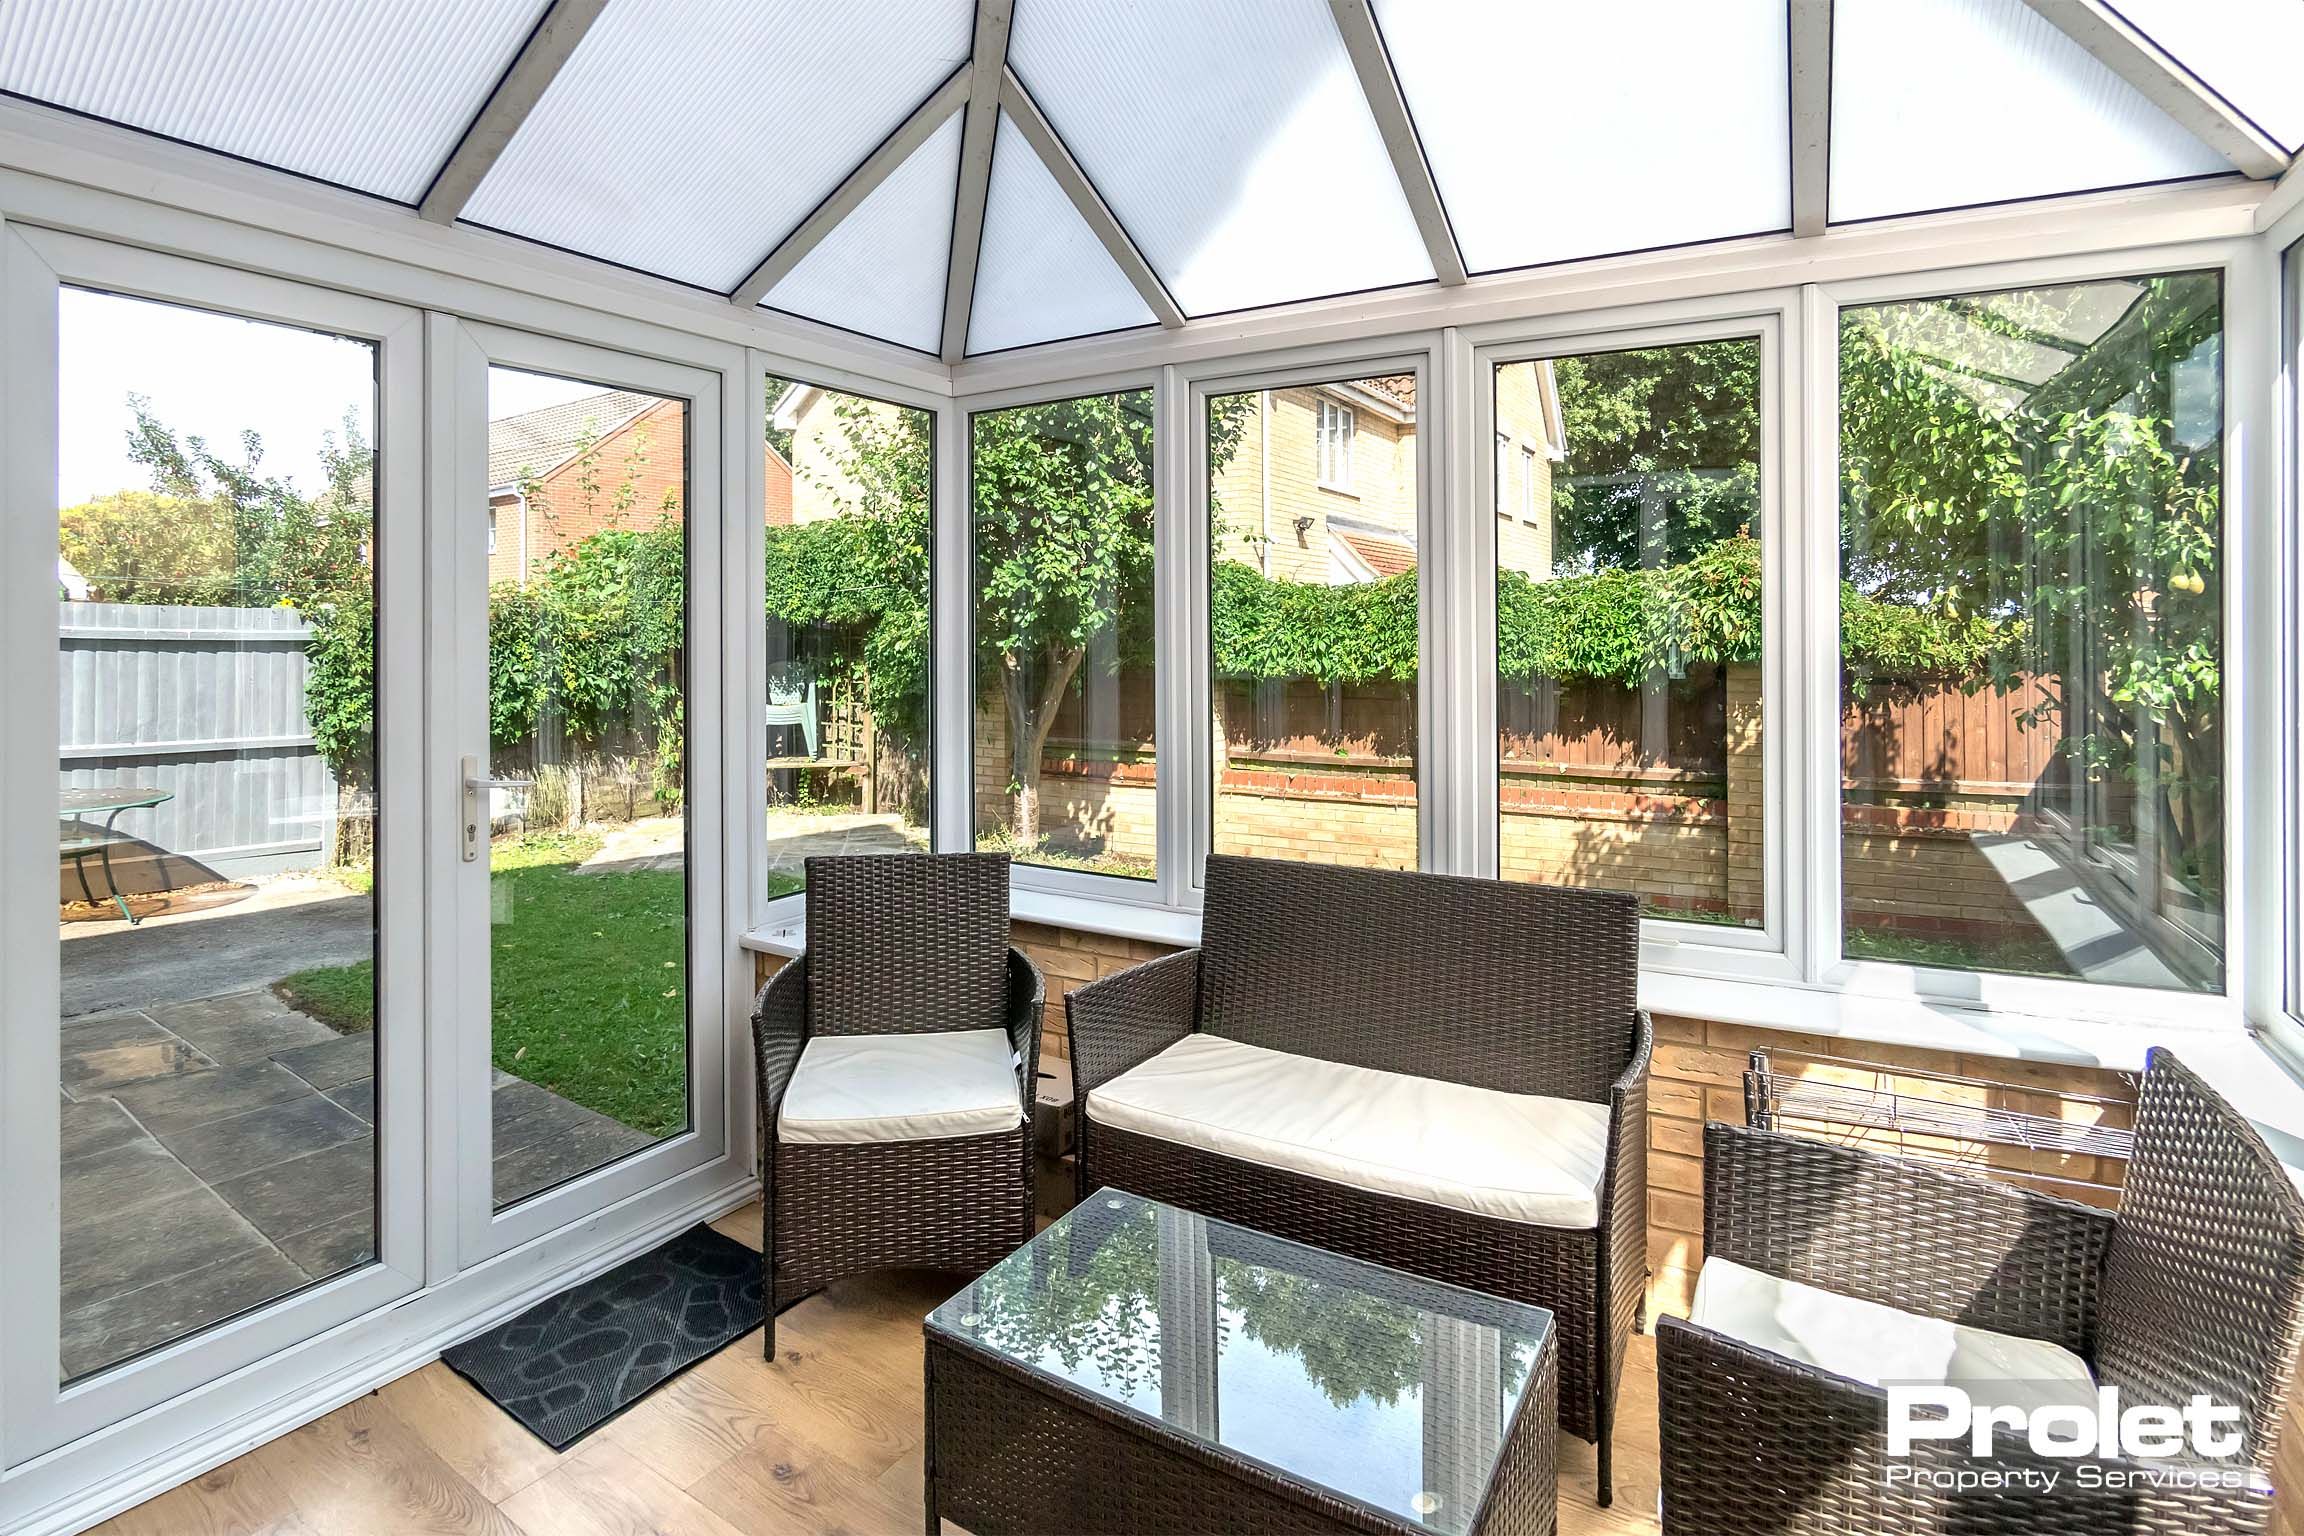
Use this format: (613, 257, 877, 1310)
(277, 833, 804, 1138)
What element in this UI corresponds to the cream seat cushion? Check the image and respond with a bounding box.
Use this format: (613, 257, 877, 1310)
(1084, 1032, 1611, 1228)
(1690, 1256, 2097, 1412)
(778, 1028, 1022, 1145)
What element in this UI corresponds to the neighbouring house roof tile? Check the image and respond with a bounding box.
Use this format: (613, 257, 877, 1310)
(1368, 374, 1415, 409)
(488, 390, 657, 490)
(1339, 529, 1415, 578)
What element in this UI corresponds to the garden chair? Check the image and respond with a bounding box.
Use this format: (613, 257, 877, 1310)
(1658, 1048, 2304, 1533)
(750, 852, 1041, 1354)
(1066, 855, 1650, 1504)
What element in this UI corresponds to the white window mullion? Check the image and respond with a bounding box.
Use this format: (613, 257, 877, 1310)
(1795, 283, 1841, 987)
(1155, 362, 1201, 905)
(931, 393, 973, 854)
(1443, 325, 1497, 879)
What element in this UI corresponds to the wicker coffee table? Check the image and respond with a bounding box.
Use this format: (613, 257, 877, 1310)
(923, 1188, 1558, 1536)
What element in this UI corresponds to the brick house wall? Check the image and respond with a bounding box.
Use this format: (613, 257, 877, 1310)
(1211, 383, 1419, 582)
(488, 397, 798, 585)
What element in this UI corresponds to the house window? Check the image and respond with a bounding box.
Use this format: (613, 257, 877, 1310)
(1839, 273, 2224, 991)
(1495, 431, 1512, 515)
(763, 378, 934, 890)
(1211, 376, 1417, 872)
(1316, 397, 1354, 490)
(1495, 339, 1762, 927)
(1520, 444, 1538, 525)
(487, 507, 498, 555)
(973, 389, 1156, 880)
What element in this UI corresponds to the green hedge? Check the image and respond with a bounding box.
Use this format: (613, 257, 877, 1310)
(309, 524, 2022, 777)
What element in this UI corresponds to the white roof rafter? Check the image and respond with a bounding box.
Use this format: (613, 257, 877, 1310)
(940, 0, 1015, 363)
(1327, 0, 1466, 285)
(1789, 0, 1832, 236)
(731, 66, 971, 308)
(420, 0, 611, 224)
(996, 68, 1184, 330)
(2018, 0, 2289, 181)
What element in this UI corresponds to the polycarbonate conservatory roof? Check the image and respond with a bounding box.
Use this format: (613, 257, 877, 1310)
(2, 0, 2296, 361)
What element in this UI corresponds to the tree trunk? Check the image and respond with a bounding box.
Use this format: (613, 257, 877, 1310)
(1003, 644, 1085, 851)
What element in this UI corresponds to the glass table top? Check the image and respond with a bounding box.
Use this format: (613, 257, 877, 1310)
(926, 1188, 1553, 1535)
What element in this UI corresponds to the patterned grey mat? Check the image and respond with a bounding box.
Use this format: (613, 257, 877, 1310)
(442, 1224, 762, 1448)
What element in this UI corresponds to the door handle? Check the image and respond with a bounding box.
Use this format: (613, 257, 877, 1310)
(462, 755, 537, 862)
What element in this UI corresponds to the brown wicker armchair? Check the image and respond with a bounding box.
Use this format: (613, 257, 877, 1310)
(751, 852, 1041, 1356)
(1658, 1048, 2304, 1534)
(1066, 855, 1650, 1504)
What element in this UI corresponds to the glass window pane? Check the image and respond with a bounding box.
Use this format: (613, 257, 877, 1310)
(1209, 377, 1419, 871)
(1372, 0, 1790, 271)
(1007, 0, 1432, 317)
(763, 111, 961, 356)
(463, 0, 972, 291)
(485, 367, 689, 1206)
(56, 289, 378, 1380)
(763, 379, 934, 888)
(1839, 273, 2225, 989)
(972, 390, 1156, 879)
(966, 112, 1159, 356)
(0, 0, 546, 202)
(2109, 0, 2304, 152)
(1831, 0, 2229, 222)
(1494, 343, 1764, 924)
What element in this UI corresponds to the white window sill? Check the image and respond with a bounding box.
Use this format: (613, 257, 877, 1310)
(741, 889, 2304, 1183)
(744, 889, 2252, 1074)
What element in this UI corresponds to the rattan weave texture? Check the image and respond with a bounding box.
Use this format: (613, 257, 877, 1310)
(1658, 1048, 2304, 1534)
(752, 854, 1041, 1356)
(1067, 860, 1648, 1506)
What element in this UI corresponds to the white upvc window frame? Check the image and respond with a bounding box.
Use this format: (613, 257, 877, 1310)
(0, 137, 772, 1533)
(1807, 238, 2264, 1033)
(442, 321, 736, 1265)
(1316, 394, 1356, 492)
(744, 355, 952, 943)
(1464, 296, 1805, 987)
(953, 369, 1176, 909)
(1187, 342, 1445, 894)
(0, 227, 429, 1464)
(2264, 202, 2304, 1055)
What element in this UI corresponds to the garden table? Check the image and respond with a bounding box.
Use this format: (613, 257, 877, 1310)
(59, 785, 173, 924)
(924, 1188, 1559, 1536)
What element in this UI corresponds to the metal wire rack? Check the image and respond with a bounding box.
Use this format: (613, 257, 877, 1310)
(1742, 1049, 2135, 1194)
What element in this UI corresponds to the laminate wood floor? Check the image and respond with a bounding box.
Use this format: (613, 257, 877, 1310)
(93, 1200, 1664, 1536)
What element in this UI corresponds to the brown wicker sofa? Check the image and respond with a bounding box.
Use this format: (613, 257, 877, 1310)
(1658, 1048, 2304, 1534)
(1066, 854, 1651, 1504)
(750, 852, 1042, 1356)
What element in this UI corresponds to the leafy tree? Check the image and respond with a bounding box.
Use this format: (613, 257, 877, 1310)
(122, 397, 374, 611)
(58, 489, 236, 604)
(969, 391, 1158, 847)
(1840, 273, 2224, 899)
(1548, 340, 1761, 571)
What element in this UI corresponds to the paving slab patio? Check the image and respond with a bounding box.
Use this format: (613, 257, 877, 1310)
(57, 987, 660, 1380)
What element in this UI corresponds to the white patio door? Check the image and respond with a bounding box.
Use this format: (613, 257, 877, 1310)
(433, 320, 732, 1263)
(0, 228, 427, 1464)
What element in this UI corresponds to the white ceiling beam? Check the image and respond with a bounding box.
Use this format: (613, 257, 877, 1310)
(2019, 0, 2289, 181)
(1326, 0, 1467, 286)
(997, 68, 1184, 329)
(1790, 0, 1832, 237)
(419, 0, 610, 224)
(730, 67, 970, 309)
(940, 0, 1014, 364)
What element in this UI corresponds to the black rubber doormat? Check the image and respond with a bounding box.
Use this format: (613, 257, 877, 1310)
(442, 1224, 762, 1449)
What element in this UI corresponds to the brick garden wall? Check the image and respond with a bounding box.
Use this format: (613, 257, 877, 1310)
(975, 660, 2054, 950)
